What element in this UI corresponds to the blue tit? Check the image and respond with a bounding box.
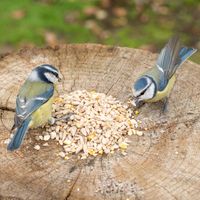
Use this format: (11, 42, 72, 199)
(132, 36, 197, 110)
(7, 64, 61, 151)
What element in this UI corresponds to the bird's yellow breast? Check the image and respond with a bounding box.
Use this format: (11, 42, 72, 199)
(29, 96, 54, 128)
(146, 75, 176, 103)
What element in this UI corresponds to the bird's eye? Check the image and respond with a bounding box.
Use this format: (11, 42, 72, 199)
(52, 72, 58, 78)
(140, 90, 146, 96)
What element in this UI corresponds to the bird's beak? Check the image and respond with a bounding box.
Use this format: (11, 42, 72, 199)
(132, 98, 143, 108)
(58, 73, 63, 82)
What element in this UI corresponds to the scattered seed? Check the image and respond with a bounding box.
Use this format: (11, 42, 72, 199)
(64, 139, 71, 145)
(64, 156, 69, 160)
(80, 128, 87, 136)
(135, 110, 139, 115)
(4, 139, 10, 144)
(43, 143, 49, 147)
(50, 131, 57, 139)
(119, 142, 128, 150)
(43, 135, 50, 141)
(38, 135, 43, 140)
(58, 152, 65, 158)
(102, 137, 108, 145)
(41, 90, 142, 159)
(87, 132, 96, 141)
(136, 130, 143, 136)
(34, 145, 40, 150)
(128, 129, 133, 136)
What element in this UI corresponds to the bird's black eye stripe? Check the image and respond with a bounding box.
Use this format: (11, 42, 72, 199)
(139, 76, 157, 98)
(52, 72, 59, 77)
(139, 82, 154, 97)
(138, 76, 156, 97)
(140, 90, 146, 96)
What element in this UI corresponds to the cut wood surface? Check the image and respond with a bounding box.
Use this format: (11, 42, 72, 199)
(0, 44, 200, 200)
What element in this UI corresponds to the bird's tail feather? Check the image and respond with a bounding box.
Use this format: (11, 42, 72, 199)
(7, 118, 31, 151)
(179, 47, 197, 65)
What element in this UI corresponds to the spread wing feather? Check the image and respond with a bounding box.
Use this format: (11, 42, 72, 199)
(156, 36, 181, 81)
(156, 36, 197, 90)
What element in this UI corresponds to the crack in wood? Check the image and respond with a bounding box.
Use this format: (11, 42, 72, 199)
(138, 113, 200, 133)
(0, 44, 200, 200)
(155, 183, 178, 200)
(0, 107, 15, 112)
(65, 169, 82, 200)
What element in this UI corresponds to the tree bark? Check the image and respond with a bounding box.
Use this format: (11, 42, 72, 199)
(0, 44, 200, 200)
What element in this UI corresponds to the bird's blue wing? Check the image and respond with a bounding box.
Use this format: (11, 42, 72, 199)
(15, 84, 54, 126)
(156, 36, 181, 82)
(156, 37, 197, 85)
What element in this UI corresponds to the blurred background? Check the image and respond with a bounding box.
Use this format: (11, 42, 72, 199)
(0, 0, 199, 63)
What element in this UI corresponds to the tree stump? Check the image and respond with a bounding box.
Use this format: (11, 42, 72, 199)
(0, 44, 200, 200)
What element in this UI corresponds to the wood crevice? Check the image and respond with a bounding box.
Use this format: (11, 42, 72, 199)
(0, 44, 200, 199)
(65, 169, 82, 200)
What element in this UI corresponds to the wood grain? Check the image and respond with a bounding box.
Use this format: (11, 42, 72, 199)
(0, 44, 200, 200)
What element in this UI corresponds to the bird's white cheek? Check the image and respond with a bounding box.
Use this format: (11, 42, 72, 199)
(44, 72, 58, 83)
(140, 84, 155, 100)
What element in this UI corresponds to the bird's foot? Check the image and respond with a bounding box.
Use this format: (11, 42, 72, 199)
(48, 113, 74, 125)
(161, 97, 168, 114)
(55, 112, 74, 123)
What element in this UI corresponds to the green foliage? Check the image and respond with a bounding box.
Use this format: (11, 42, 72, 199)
(0, 0, 198, 63)
(0, 0, 95, 46)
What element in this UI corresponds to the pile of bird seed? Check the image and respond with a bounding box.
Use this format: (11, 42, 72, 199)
(37, 90, 143, 159)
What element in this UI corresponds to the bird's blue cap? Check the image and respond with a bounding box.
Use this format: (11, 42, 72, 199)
(134, 77, 148, 91)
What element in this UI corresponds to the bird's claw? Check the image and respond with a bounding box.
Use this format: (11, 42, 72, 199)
(56, 112, 74, 122)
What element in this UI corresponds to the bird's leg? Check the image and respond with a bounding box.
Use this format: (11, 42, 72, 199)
(161, 97, 168, 113)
